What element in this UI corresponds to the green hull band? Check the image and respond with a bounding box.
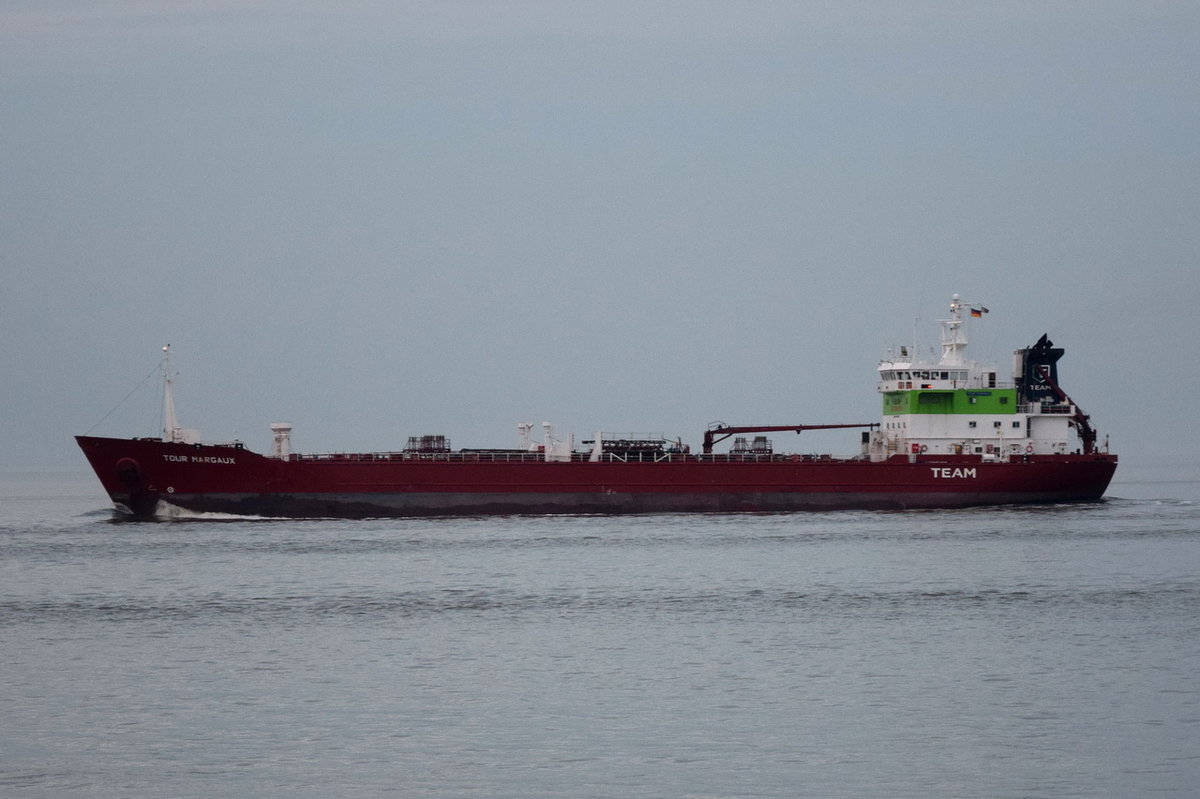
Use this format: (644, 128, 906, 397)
(882, 389, 1017, 415)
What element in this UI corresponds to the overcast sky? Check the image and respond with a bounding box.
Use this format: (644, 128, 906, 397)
(3, 1, 1197, 471)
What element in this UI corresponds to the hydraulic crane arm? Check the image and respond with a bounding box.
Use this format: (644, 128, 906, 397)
(1034, 365, 1099, 454)
(702, 423, 879, 455)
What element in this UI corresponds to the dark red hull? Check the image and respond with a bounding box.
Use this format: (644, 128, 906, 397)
(76, 435, 1119, 519)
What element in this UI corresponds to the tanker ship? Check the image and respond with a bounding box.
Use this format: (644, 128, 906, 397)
(77, 296, 1117, 518)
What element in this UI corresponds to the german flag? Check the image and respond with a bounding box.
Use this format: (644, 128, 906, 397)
(970, 307, 989, 318)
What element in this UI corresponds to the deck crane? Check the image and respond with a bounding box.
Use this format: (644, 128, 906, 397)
(702, 422, 879, 455)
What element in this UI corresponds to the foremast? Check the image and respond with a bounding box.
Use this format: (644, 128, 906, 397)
(160, 345, 200, 445)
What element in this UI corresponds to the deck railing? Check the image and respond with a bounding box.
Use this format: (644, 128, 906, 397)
(1017, 403, 1074, 415)
(289, 451, 848, 465)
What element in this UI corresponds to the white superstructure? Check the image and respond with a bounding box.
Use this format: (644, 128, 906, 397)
(867, 296, 1088, 461)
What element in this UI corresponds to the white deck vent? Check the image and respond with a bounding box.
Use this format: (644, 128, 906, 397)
(270, 422, 293, 461)
(542, 421, 573, 462)
(517, 422, 537, 451)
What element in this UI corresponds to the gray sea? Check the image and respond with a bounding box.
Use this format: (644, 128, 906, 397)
(2, 464, 1198, 798)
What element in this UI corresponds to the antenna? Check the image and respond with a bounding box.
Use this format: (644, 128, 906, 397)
(911, 316, 919, 363)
